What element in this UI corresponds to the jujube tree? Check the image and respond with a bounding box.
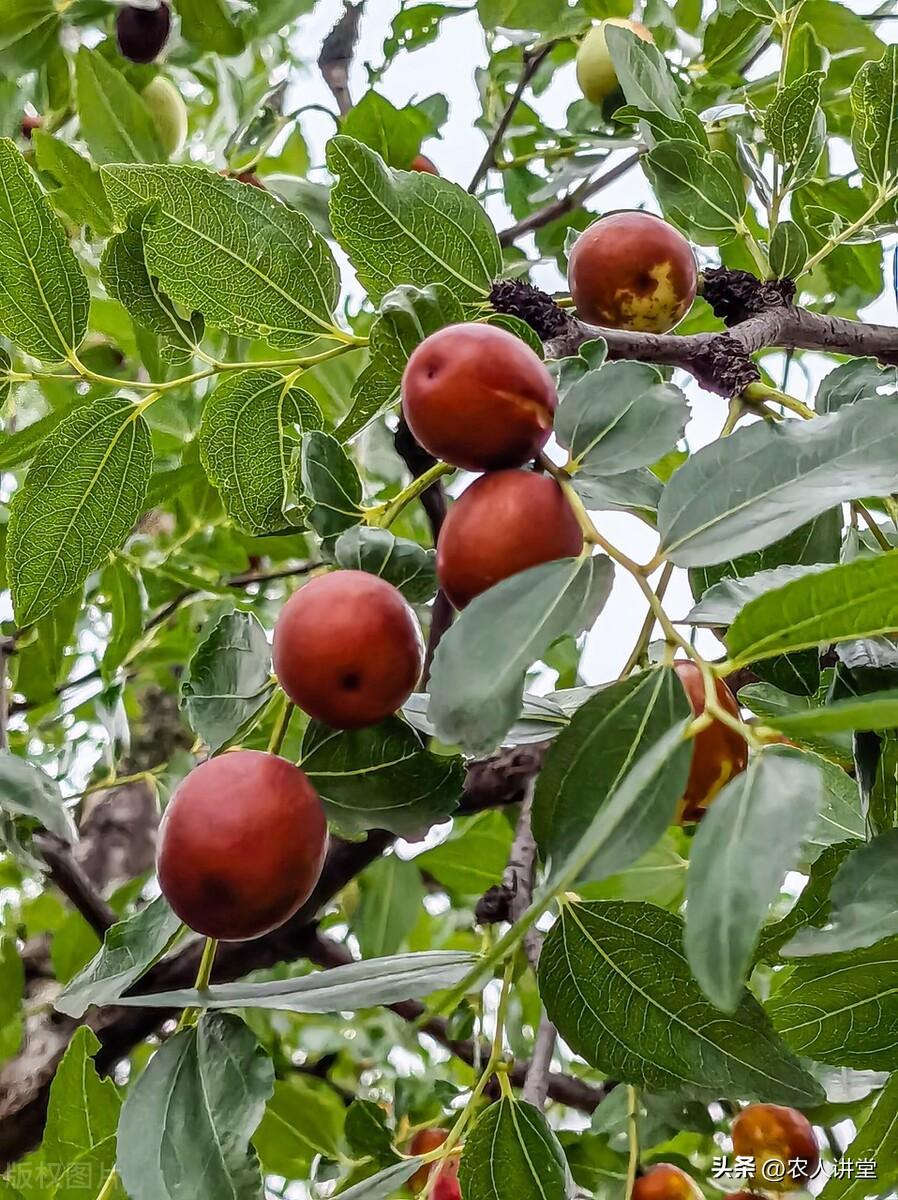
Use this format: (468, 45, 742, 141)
(0, 1, 897, 1199)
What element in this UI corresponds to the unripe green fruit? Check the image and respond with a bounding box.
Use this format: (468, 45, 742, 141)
(576, 18, 654, 106)
(141, 75, 187, 158)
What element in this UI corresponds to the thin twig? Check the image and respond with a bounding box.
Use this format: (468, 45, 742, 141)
(619, 562, 675, 679)
(498, 151, 642, 246)
(468, 41, 558, 194)
(8, 561, 318, 717)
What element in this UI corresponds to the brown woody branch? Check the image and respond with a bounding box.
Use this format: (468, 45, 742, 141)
(317, 1, 363, 117)
(490, 275, 898, 396)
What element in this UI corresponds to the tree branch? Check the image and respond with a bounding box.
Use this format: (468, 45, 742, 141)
(317, 1, 363, 116)
(305, 933, 606, 1113)
(33, 835, 117, 940)
(491, 276, 898, 396)
(468, 41, 558, 194)
(498, 151, 642, 247)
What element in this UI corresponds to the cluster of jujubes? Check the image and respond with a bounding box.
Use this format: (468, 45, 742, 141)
(156, 211, 733, 946)
(157, 569, 425, 942)
(634, 1105, 819, 1198)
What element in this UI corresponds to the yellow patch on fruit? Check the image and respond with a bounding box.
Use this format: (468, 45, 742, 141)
(612, 261, 690, 333)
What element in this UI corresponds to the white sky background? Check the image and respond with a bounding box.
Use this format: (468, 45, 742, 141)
(291, 0, 898, 688)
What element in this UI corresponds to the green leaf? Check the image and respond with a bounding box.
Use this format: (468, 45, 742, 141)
(755, 841, 858, 963)
(428, 555, 614, 756)
(75, 49, 165, 165)
(459, 1097, 570, 1200)
(101, 163, 340, 349)
(301, 717, 462, 838)
(337, 1161, 421, 1200)
(768, 220, 808, 278)
(782, 831, 898, 957)
(684, 748, 824, 1011)
(56, 897, 182, 1019)
(326, 136, 501, 304)
(763, 71, 826, 190)
(572, 466, 663, 515)
(175, 0, 245, 55)
(768, 935, 898, 1069)
(100, 561, 145, 681)
(0, 0, 59, 71)
(851, 45, 898, 190)
(200, 370, 322, 534)
(43, 1027, 121, 1200)
(702, 6, 767, 75)
(810, 759, 866, 850)
(532, 668, 690, 878)
(100, 207, 202, 366)
(689, 510, 841, 599)
(554, 361, 689, 475)
(738, 682, 852, 762)
(646, 139, 747, 245)
(7, 396, 153, 626)
(32, 131, 114, 236)
(685, 563, 831, 626)
(254, 1077, 345, 1178)
(544, 721, 692, 896)
(301, 430, 363, 549)
(13, 592, 80, 708)
(819, 1074, 898, 1200)
(0, 138, 89, 363)
(580, 831, 688, 910)
(727, 553, 898, 666)
(345, 1098, 398, 1165)
(417, 811, 514, 898)
(539, 901, 823, 1104)
(117, 1013, 273, 1200)
(605, 23, 683, 121)
(341, 91, 432, 169)
(816, 358, 897, 413)
(659, 397, 898, 567)
(336, 283, 465, 441)
(766, 690, 898, 737)
(334, 527, 437, 604)
(0, 754, 76, 843)
(353, 854, 425, 959)
(181, 611, 274, 752)
(111, 950, 477, 1011)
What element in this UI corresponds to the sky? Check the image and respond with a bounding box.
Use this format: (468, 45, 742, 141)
(290, 0, 898, 687)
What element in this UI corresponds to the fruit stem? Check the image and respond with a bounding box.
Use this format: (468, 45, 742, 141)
(853, 501, 893, 552)
(267, 694, 294, 756)
(742, 381, 814, 420)
(366, 460, 455, 528)
(176, 937, 218, 1031)
(436, 952, 517, 1167)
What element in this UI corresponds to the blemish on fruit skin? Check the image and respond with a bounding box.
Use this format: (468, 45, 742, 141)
(612, 262, 690, 333)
